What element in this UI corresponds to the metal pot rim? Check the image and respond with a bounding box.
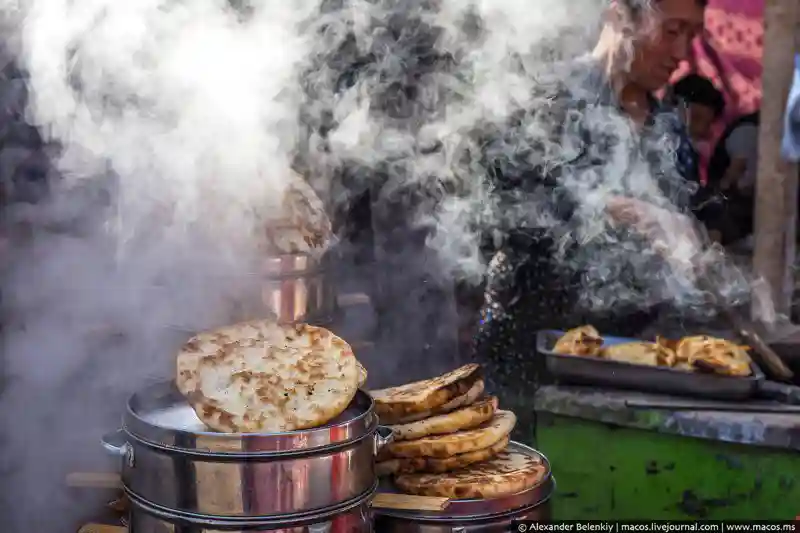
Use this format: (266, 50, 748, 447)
(122, 381, 378, 455)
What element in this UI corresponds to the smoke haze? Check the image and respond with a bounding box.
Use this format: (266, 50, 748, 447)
(0, 0, 760, 530)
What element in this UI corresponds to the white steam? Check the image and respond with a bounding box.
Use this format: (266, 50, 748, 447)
(0, 0, 763, 529)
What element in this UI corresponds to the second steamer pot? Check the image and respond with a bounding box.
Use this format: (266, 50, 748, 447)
(373, 442, 555, 533)
(102, 381, 392, 519)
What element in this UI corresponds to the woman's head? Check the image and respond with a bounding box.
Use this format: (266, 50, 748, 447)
(599, 0, 706, 91)
(670, 74, 724, 141)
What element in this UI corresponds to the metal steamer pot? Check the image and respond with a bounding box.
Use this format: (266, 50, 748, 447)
(126, 493, 373, 533)
(373, 442, 555, 533)
(262, 253, 336, 325)
(103, 381, 392, 532)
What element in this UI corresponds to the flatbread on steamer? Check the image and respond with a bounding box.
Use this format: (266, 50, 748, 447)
(357, 361, 368, 389)
(394, 448, 547, 499)
(383, 410, 516, 459)
(388, 396, 498, 441)
(369, 364, 482, 425)
(264, 171, 333, 258)
(388, 379, 485, 425)
(376, 436, 509, 476)
(176, 321, 359, 433)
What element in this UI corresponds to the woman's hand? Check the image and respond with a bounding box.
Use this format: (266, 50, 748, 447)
(607, 196, 703, 275)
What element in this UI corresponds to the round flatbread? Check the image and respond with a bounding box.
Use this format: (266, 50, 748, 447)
(370, 364, 482, 424)
(676, 335, 751, 377)
(388, 379, 485, 425)
(394, 448, 546, 499)
(553, 325, 603, 357)
(264, 171, 332, 258)
(601, 342, 676, 367)
(357, 361, 368, 389)
(176, 320, 358, 433)
(377, 436, 509, 476)
(389, 397, 498, 441)
(383, 410, 516, 459)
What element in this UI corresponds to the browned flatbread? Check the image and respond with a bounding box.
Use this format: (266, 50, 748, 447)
(676, 335, 752, 377)
(376, 436, 509, 476)
(388, 379, 485, 425)
(369, 364, 482, 424)
(673, 361, 696, 372)
(383, 410, 516, 459)
(263, 171, 332, 258)
(601, 341, 676, 367)
(176, 320, 358, 433)
(394, 448, 546, 499)
(357, 361, 368, 389)
(389, 397, 498, 441)
(553, 326, 603, 357)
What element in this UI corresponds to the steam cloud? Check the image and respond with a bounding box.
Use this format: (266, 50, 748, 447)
(0, 0, 761, 530)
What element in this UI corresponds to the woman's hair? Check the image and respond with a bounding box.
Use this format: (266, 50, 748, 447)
(671, 74, 725, 117)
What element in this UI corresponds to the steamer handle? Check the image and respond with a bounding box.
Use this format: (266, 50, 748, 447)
(374, 425, 394, 454)
(101, 429, 131, 459)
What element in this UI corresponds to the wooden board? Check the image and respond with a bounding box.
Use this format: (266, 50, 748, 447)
(78, 524, 126, 533)
(371, 492, 450, 511)
(66, 472, 121, 489)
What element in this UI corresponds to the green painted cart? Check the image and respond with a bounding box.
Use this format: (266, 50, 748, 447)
(528, 386, 800, 520)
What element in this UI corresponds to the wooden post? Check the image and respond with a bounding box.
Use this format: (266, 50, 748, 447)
(752, 0, 800, 317)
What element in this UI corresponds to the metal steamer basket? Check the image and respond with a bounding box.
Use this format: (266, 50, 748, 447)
(262, 253, 336, 325)
(103, 381, 392, 532)
(126, 493, 373, 533)
(373, 442, 555, 533)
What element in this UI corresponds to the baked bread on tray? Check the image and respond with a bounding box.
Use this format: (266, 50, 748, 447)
(551, 325, 753, 376)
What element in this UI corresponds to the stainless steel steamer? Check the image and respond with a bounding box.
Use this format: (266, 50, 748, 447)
(126, 491, 373, 533)
(372, 442, 555, 533)
(103, 381, 391, 532)
(262, 253, 336, 325)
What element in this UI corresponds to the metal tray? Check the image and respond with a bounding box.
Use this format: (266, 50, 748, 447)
(537, 330, 764, 401)
(373, 441, 554, 522)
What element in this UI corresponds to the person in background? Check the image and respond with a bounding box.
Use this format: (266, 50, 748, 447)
(472, 0, 707, 435)
(782, 53, 800, 162)
(667, 73, 728, 241)
(669, 73, 725, 147)
(705, 110, 760, 245)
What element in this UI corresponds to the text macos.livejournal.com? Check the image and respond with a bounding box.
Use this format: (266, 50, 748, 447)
(513, 521, 798, 533)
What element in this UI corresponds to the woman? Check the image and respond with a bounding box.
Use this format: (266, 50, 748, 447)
(472, 0, 707, 435)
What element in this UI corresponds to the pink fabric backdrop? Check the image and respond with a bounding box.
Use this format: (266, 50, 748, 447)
(671, 0, 764, 183)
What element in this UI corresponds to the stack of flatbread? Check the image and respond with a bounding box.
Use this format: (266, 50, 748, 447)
(175, 320, 367, 433)
(393, 447, 548, 500)
(369, 364, 517, 479)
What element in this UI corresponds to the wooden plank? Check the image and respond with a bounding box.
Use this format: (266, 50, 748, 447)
(752, 0, 800, 316)
(77, 525, 125, 533)
(65, 472, 121, 489)
(372, 492, 450, 511)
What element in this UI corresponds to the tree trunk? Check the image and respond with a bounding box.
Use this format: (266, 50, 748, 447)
(752, 0, 800, 318)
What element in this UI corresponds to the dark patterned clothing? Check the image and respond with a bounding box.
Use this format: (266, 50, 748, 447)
(472, 59, 700, 438)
